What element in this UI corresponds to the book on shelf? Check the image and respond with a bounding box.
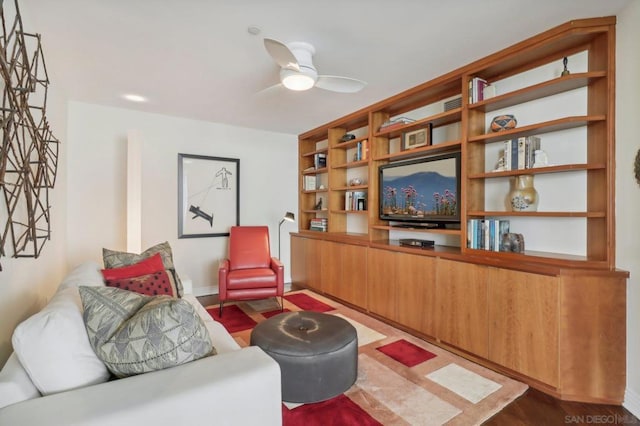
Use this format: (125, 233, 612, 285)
(467, 218, 510, 251)
(468, 77, 488, 104)
(354, 139, 368, 161)
(503, 136, 541, 171)
(314, 153, 327, 169)
(303, 175, 317, 191)
(378, 117, 415, 132)
(309, 217, 328, 232)
(345, 191, 367, 211)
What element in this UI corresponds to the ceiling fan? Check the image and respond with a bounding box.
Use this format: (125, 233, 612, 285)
(263, 38, 366, 93)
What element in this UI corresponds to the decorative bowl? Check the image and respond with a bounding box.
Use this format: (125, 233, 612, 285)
(490, 114, 517, 132)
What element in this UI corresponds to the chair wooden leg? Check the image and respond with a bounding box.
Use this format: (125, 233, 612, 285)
(219, 302, 223, 317)
(280, 295, 284, 311)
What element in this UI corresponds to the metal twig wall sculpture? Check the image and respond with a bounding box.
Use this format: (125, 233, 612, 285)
(0, 0, 59, 270)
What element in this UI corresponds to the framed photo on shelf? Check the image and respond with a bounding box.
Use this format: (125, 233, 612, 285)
(178, 153, 239, 238)
(402, 124, 432, 151)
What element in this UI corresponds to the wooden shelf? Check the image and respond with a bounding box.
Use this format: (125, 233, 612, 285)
(301, 148, 328, 157)
(302, 167, 328, 175)
(468, 211, 606, 218)
(295, 18, 624, 405)
(468, 115, 606, 144)
(332, 210, 368, 214)
(469, 163, 606, 179)
(374, 109, 462, 139)
(469, 72, 606, 113)
(333, 136, 368, 149)
(373, 140, 462, 162)
(332, 160, 368, 169)
(333, 185, 368, 191)
(371, 225, 460, 235)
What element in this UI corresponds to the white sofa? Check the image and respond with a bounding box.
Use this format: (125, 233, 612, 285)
(0, 261, 282, 426)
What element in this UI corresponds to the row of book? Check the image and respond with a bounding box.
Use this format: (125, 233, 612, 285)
(467, 219, 510, 251)
(309, 218, 328, 232)
(345, 191, 367, 211)
(314, 153, 327, 169)
(503, 136, 541, 170)
(354, 140, 368, 161)
(468, 77, 488, 103)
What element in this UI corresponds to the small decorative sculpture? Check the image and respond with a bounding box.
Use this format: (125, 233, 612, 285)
(490, 114, 517, 132)
(500, 233, 525, 253)
(313, 198, 323, 210)
(532, 149, 549, 168)
(561, 56, 570, 76)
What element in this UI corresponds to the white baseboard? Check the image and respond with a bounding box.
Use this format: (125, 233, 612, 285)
(193, 285, 218, 297)
(624, 387, 640, 420)
(192, 282, 293, 297)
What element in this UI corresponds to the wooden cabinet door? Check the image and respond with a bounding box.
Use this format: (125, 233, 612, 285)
(304, 238, 323, 292)
(321, 241, 342, 297)
(396, 253, 436, 337)
(290, 235, 306, 287)
(339, 244, 367, 307)
(367, 248, 397, 320)
(488, 268, 559, 387)
(435, 259, 488, 357)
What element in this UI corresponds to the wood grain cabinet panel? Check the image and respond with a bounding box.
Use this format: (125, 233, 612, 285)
(323, 241, 367, 307)
(488, 268, 559, 387)
(435, 259, 488, 358)
(367, 248, 397, 321)
(396, 253, 437, 337)
(290, 235, 323, 292)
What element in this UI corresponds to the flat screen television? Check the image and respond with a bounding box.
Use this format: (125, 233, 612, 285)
(379, 152, 461, 226)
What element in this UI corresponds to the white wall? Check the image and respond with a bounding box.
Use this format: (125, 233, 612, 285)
(66, 102, 298, 294)
(617, 1, 640, 417)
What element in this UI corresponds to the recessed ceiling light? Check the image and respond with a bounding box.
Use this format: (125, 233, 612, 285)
(122, 94, 148, 103)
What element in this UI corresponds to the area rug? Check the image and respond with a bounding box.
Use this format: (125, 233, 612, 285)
(205, 290, 527, 425)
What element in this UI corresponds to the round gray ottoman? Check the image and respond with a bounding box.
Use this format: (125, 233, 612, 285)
(250, 310, 358, 403)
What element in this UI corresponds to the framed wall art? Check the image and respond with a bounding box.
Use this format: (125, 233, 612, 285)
(178, 154, 239, 238)
(402, 124, 432, 151)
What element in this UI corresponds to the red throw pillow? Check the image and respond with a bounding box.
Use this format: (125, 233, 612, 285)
(101, 253, 165, 280)
(101, 253, 178, 297)
(104, 270, 178, 297)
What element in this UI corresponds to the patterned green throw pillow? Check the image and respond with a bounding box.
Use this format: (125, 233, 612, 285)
(79, 286, 214, 378)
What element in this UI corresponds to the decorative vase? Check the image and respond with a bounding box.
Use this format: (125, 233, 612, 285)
(507, 175, 539, 211)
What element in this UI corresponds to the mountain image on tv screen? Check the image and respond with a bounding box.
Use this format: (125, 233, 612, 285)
(382, 169, 457, 217)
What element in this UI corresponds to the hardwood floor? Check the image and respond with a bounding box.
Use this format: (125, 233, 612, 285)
(196, 295, 638, 425)
(486, 388, 638, 425)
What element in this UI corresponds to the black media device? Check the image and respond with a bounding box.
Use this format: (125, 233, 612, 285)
(399, 238, 435, 248)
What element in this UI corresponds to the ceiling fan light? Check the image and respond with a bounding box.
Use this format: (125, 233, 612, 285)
(280, 68, 315, 91)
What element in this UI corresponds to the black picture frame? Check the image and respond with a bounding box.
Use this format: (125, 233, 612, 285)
(178, 153, 239, 238)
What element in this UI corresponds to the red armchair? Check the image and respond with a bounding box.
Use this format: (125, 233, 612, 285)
(218, 226, 284, 316)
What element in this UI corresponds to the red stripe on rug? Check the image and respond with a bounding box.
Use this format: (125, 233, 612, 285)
(282, 395, 381, 426)
(206, 304, 257, 333)
(263, 308, 291, 318)
(284, 293, 334, 312)
(376, 339, 437, 367)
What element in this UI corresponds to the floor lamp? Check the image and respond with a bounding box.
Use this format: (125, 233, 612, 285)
(278, 212, 296, 259)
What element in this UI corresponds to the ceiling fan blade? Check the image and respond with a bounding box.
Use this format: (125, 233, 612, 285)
(264, 38, 300, 71)
(315, 75, 366, 93)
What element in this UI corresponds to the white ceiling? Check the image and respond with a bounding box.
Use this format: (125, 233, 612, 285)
(20, 0, 631, 136)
